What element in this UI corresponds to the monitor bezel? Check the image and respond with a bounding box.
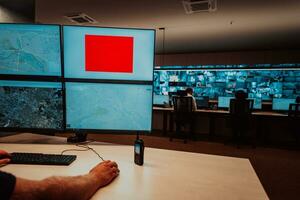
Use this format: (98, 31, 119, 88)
(0, 23, 63, 132)
(62, 24, 155, 133)
(0, 23, 155, 133)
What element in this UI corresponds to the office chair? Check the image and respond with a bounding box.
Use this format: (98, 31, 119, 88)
(228, 98, 253, 148)
(288, 103, 300, 146)
(170, 96, 195, 143)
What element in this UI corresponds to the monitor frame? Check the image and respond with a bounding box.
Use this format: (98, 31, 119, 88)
(272, 98, 296, 111)
(64, 80, 154, 133)
(0, 23, 63, 133)
(1, 23, 155, 134)
(62, 24, 155, 134)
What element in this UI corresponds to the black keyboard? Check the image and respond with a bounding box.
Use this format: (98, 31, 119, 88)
(10, 152, 77, 166)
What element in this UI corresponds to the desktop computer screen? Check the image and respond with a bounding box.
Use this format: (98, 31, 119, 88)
(0, 24, 61, 76)
(248, 98, 262, 109)
(65, 82, 153, 131)
(153, 94, 169, 106)
(218, 96, 234, 108)
(195, 96, 209, 109)
(0, 80, 63, 129)
(63, 25, 155, 81)
(272, 98, 296, 111)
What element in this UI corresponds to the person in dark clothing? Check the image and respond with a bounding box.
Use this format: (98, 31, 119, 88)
(229, 90, 252, 147)
(0, 171, 16, 200)
(0, 149, 119, 200)
(296, 96, 300, 104)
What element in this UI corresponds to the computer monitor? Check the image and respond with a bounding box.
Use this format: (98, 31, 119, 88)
(177, 90, 187, 96)
(272, 98, 296, 111)
(248, 98, 262, 109)
(195, 96, 209, 109)
(65, 82, 153, 132)
(153, 94, 169, 106)
(0, 80, 63, 130)
(0, 24, 61, 76)
(63, 25, 155, 81)
(218, 96, 234, 109)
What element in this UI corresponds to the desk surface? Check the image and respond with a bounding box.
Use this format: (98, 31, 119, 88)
(0, 134, 268, 200)
(153, 106, 287, 117)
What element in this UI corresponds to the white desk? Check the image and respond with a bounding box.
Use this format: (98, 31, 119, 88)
(0, 134, 268, 200)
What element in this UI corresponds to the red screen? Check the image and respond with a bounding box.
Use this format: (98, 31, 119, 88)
(85, 35, 134, 73)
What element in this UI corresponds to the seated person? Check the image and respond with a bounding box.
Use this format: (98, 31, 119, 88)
(288, 96, 300, 143)
(229, 90, 253, 146)
(288, 96, 300, 116)
(185, 87, 197, 111)
(296, 96, 300, 104)
(0, 149, 119, 200)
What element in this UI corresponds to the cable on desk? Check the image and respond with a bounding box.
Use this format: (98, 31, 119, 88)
(61, 143, 104, 161)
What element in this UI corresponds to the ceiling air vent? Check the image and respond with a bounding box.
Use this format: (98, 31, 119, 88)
(65, 13, 97, 24)
(182, 0, 217, 14)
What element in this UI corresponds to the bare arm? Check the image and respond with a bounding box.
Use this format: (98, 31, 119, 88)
(0, 150, 10, 165)
(11, 160, 119, 200)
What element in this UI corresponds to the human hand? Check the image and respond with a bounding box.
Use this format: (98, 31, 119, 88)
(0, 150, 11, 165)
(89, 160, 120, 187)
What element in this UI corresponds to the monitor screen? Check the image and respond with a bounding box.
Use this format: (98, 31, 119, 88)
(63, 26, 155, 81)
(66, 82, 153, 131)
(195, 96, 209, 109)
(272, 98, 296, 111)
(0, 24, 61, 76)
(153, 94, 169, 106)
(248, 98, 262, 109)
(154, 69, 300, 100)
(0, 80, 63, 129)
(218, 96, 234, 108)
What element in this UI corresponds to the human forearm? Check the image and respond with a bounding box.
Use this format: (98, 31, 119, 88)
(10, 160, 119, 200)
(11, 173, 101, 200)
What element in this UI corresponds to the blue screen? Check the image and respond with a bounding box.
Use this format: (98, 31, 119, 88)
(154, 69, 300, 100)
(0, 24, 61, 76)
(272, 98, 296, 111)
(66, 82, 153, 131)
(0, 80, 63, 129)
(153, 94, 169, 105)
(218, 96, 233, 108)
(248, 98, 262, 109)
(63, 26, 154, 81)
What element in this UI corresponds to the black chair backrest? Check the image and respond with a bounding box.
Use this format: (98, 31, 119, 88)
(229, 99, 253, 116)
(173, 96, 193, 113)
(288, 103, 300, 118)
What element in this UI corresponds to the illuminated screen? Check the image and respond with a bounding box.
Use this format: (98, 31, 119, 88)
(66, 82, 153, 131)
(63, 26, 155, 81)
(272, 98, 295, 111)
(218, 96, 233, 108)
(0, 81, 63, 129)
(154, 69, 300, 100)
(249, 98, 262, 109)
(0, 24, 61, 76)
(153, 94, 169, 105)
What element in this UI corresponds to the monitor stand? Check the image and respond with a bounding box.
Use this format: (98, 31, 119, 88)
(67, 130, 87, 143)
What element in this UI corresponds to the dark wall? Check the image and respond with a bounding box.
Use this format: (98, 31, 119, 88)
(155, 49, 300, 66)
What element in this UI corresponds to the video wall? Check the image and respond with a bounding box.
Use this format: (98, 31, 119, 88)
(154, 69, 300, 100)
(0, 23, 154, 132)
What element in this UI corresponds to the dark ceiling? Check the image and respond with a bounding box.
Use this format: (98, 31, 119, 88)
(1, 0, 300, 54)
(0, 0, 35, 21)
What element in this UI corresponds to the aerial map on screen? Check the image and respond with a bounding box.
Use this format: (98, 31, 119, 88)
(0, 82, 63, 129)
(0, 24, 61, 76)
(66, 82, 153, 131)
